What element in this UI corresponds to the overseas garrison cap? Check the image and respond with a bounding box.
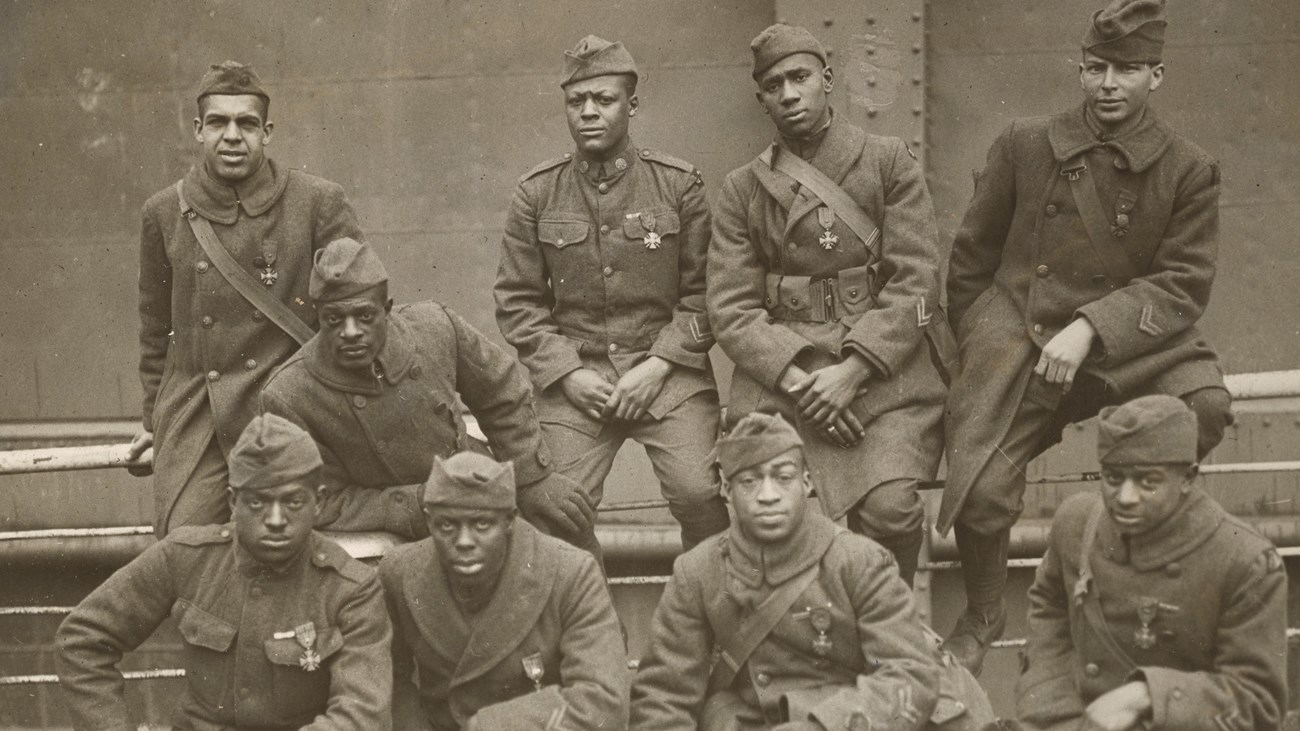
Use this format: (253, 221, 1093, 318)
(717, 412, 804, 479)
(196, 60, 270, 104)
(1097, 395, 1197, 466)
(228, 413, 323, 490)
(309, 238, 388, 303)
(750, 24, 827, 80)
(1082, 0, 1167, 64)
(561, 35, 638, 88)
(423, 453, 516, 511)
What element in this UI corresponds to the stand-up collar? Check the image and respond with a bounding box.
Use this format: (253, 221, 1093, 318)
(1097, 488, 1224, 571)
(725, 512, 838, 588)
(181, 157, 290, 225)
(233, 526, 311, 578)
(1048, 103, 1172, 173)
(303, 308, 416, 395)
(778, 107, 835, 160)
(573, 139, 638, 185)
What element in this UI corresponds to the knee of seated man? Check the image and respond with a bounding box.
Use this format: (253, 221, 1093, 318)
(855, 480, 924, 537)
(1183, 387, 1232, 458)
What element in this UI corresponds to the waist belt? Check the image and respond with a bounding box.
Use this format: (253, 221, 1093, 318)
(764, 263, 877, 323)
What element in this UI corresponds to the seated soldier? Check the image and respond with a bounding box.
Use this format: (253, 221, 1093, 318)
(380, 452, 629, 730)
(56, 413, 391, 729)
(260, 237, 593, 542)
(630, 412, 992, 731)
(1016, 395, 1287, 730)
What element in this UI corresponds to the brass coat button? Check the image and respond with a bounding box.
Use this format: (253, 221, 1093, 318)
(196, 261, 210, 273)
(244, 359, 257, 371)
(597, 182, 609, 194)
(608, 343, 619, 354)
(353, 395, 367, 408)
(1033, 323, 1044, 335)
(1036, 264, 1050, 278)
(603, 266, 614, 277)
(251, 310, 264, 321)
(1165, 562, 1182, 578)
(201, 316, 214, 328)
(600, 224, 610, 235)
(755, 672, 771, 687)
(1045, 204, 1058, 217)
(1084, 662, 1100, 677)
(206, 370, 220, 382)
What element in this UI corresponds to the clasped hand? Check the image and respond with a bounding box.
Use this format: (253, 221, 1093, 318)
(781, 354, 873, 447)
(559, 357, 672, 422)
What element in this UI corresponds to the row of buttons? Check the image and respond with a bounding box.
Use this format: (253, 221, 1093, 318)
(206, 360, 259, 381)
(201, 311, 265, 327)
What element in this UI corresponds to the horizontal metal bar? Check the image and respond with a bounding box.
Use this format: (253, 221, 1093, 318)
(0, 667, 186, 686)
(0, 526, 153, 543)
(921, 544, 1300, 573)
(0, 606, 75, 616)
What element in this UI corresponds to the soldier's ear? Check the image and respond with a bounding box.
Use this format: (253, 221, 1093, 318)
(227, 486, 238, 512)
(193, 117, 203, 142)
(821, 65, 834, 94)
(1147, 63, 1164, 93)
(385, 298, 395, 314)
(802, 470, 813, 497)
(628, 94, 638, 117)
(262, 121, 274, 144)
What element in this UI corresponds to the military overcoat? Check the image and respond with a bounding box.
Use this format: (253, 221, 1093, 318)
(379, 519, 629, 730)
(260, 302, 553, 538)
(1019, 491, 1287, 730)
(707, 113, 946, 518)
(629, 514, 982, 730)
(494, 142, 715, 437)
(56, 525, 392, 730)
(939, 106, 1224, 533)
(140, 160, 362, 522)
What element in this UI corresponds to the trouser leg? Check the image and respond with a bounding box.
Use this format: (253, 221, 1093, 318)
(1182, 386, 1232, 459)
(635, 392, 730, 552)
(539, 418, 623, 565)
(158, 435, 231, 536)
(846, 478, 925, 586)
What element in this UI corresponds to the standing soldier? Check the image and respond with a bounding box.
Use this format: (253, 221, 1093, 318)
(938, 0, 1233, 673)
(128, 61, 363, 535)
(1016, 396, 1286, 730)
(260, 238, 594, 540)
(495, 35, 729, 558)
(57, 414, 392, 729)
(707, 24, 953, 583)
(380, 452, 629, 730)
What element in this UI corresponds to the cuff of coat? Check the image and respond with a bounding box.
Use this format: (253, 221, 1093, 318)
(841, 327, 921, 380)
(1137, 666, 1195, 730)
(467, 685, 566, 730)
(141, 412, 154, 433)
(1074, 293, 1166, 368)
(839, 342, 889, 380)
(510, 441, 555, 487)
(533, 353, 586, 393)
(752, 341, 817, 392)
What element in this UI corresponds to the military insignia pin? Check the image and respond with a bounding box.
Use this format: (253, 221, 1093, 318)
(295, 622, 321, 671)
(255, 251, 279, 286)
(640, 212, 661, 250)
(816, 207, 839, 250)
(1134, 598, 1159, 650)
(521, 653, 545, 692)
(1112, 191, 1137, 238)
(809, 604, 834, 656)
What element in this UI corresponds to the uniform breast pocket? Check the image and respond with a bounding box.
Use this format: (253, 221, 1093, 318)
(538, 220, 590, 251)
(263, 625, 344, 716)
(174, 598, 237, 706)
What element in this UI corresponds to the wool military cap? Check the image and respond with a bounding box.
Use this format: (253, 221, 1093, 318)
(750, 24, 827, 80)
(309, 237, 388, 303)
(196, 60, 270, 103)
(717, 412, 804, 479)
(1097, 395, 1198, 466)
(423, 453, 516, 510)
(228, 413, 323, 490)
(1082, 0, 1167, 64)
(561, 35, 638, 88)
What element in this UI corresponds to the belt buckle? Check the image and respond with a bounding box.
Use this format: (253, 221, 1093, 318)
(820, 277, 837, 322)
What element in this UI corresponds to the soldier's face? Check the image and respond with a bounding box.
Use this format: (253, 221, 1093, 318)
(756, 54, 833, 139)
(426, 506, 515, 587)
(563, 75, 637, 161)
(316, 287, 391, 372)
(725, 449, 813, 544)
(193, 94, 272, 186)
(1100, 463, 1195, 536)
(229, 478, 322, 568)
(1079, 52, 1163, 132)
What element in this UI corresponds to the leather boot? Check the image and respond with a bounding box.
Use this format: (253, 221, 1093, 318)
(942, 524, 1010, 676)
(874, 528, 924, 587)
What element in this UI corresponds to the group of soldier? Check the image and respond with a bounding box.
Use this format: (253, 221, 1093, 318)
(51, 0, 1290, 729)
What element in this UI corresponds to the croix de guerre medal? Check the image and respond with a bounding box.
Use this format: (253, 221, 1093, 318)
(295, 622, 321, 671)
(521, 653, 545, 692)
(640, 212, 662, 250)
(816, 207, 839, 251)
(255, 241, 279, 286)
(1133, 598, 1159, 650)
(808, 604, 834, 656)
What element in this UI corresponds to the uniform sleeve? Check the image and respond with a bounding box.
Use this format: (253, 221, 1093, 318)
(138, 204, 172, 432)
(1074, 159, 1219, 367)
(494, 183, 584, 391)
(796, 543, 940, 730)
(469, 553, 630, 730)
(379, 559, 434, 731)
(56, 541, 177, 729)
(1139, 547, 1287, 731)
(305, 570, 394, 731)
(840, 138, 943, 378)
(311, 180, 364, 252)
(647, 173, 714, 371)
(629, 555, 715, 730)
(1017, 538, 1087, 730)
(446, 306, 552, 487)
(946, 125, 1016, 329)
(708, 172, 817, 390)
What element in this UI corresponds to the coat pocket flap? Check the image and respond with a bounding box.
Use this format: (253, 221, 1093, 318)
(263, 626, 344, 667)
(838, 265, 874, 305)
(622, 210, 681, 238)
(778, 275, 812, 311)
(175, 599, 236, 652)
(538, 221, 589, 248)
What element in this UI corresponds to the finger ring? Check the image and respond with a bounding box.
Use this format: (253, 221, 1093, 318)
(828, 426, 838, 433)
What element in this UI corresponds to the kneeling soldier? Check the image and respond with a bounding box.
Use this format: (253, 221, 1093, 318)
(1017, 395, 1287, 730)
(380, 452, 629, 730)
(261, 237, 594, 541)
(56, 413, 392, 729)
(631, 412, 992, 730)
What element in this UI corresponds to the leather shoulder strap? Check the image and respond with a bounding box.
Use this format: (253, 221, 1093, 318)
(1075, 500, 1139, 674)
(1060, 158, 1141, 283)
(759, 144, 881, 260)
(176, 181, 314, 345)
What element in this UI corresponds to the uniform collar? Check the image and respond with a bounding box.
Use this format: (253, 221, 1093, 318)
(232, 525, 312, 578)
(1097, 488, 1224, 571)
(302, 308, 416, 395)
(725, 511, 838, 588)
(1048, 103, 1173, 173)
(573, 140, 638, 184)
(778, 107, 836, 160)
(181, 157, 289, 225)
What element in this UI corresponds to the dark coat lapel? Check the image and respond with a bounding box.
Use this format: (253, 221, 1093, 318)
(404, 542, 473, 668)
(782, 116, 866, 240)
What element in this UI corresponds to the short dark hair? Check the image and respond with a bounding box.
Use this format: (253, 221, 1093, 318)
(197, 93, 271, 121)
